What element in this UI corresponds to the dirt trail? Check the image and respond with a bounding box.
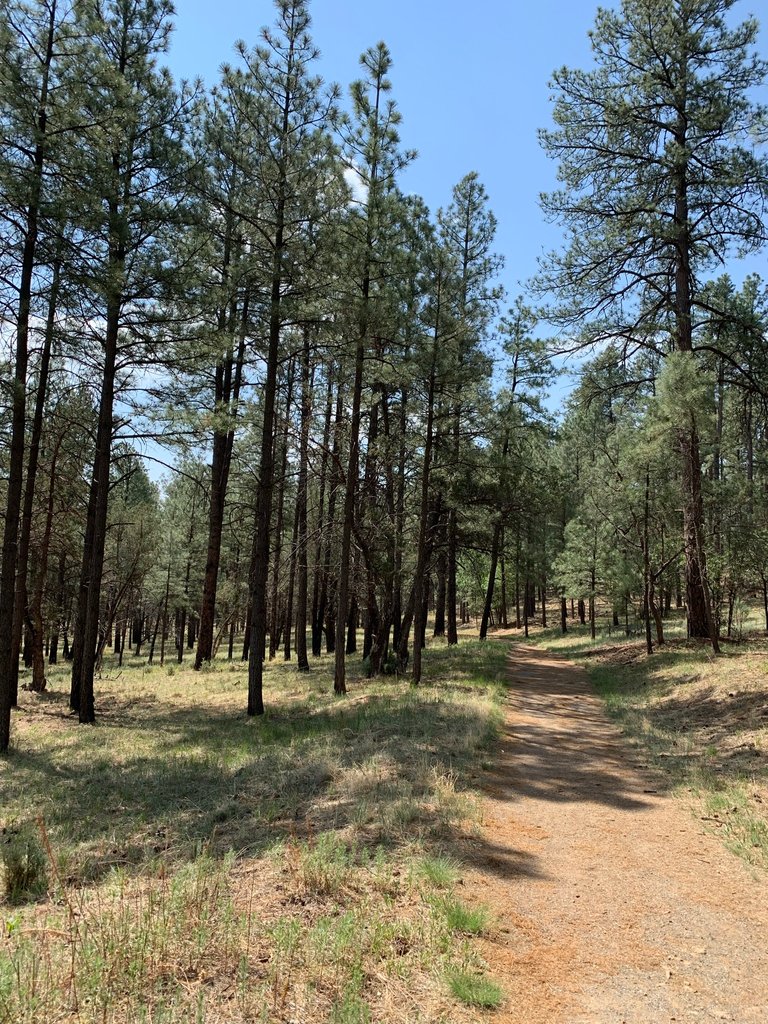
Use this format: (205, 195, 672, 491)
(468, 644, 768, 1024)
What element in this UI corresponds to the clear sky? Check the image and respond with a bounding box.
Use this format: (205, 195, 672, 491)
(164, 0, 767, 381)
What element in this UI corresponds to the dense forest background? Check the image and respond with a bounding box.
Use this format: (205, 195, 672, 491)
(1, 0, 767, 752)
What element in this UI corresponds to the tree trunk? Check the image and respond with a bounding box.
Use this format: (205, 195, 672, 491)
(269, 360, 295, 661)
(13, 254, 60, 702)
(643, 467, 653, 655)
(480, 523, 502, 640)
(295, 327, 312, 672)
(311, 364, 334, 657)
(29, 433, 64, 692)
(446, 506, 459, 645)
(159, 563, 171, 666)
(433, 546, 447, 638)
(72, 272, 122, 724)
(248, 185, 288, 716)
(318, 378, 344, 656)
(334, 322, 364, 694)
(413, 299, 440, 683)
(499, 538, 508, 628)
(283, 474, 300, 662)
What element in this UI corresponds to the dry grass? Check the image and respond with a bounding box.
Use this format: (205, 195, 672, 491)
(0, 638, 508, 1023)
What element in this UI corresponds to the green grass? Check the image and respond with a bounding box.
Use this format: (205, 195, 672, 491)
(0, 636, 508, 1023)
(413, 854, 461, 889)
(432, 895, 492, 935)
(446, 968, 504, 1008)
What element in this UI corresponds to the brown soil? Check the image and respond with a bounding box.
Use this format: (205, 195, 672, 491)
(468, 645, 768, 1023)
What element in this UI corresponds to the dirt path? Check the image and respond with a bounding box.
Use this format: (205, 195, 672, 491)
(467, 644, 768, 1024)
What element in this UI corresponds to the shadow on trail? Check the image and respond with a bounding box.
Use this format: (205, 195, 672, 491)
(484, 645, 656, 814)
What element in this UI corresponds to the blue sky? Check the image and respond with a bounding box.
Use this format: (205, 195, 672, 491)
(165, 0, 767, 397)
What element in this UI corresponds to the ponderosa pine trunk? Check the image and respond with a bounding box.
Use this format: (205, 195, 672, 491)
(334, 325, 365, 695)
(317, 377, 343, 655)
(499, 536, 508, 627)
(283, 479, 300, 662)
(12, 254, 60, 701)
(392, 382, 408, 649)
(446, 505, 459, 645)
(311, 366, 334, 656)
(29, 430, 64, 692)
(480, 523, 502, 641)
(672, 105, 719, 652)
(269, 361, 295, 660)
(195, 286, 248, 669)
(433, 546, 446, 638)
(412, 398, 435, 680)
(295, 327, 312, 671)
(247, 199, 285, 716)
(73, 284, 121, 723)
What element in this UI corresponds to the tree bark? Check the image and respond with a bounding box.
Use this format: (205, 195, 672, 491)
(72, 265, 122, 724)
(480, 523, 502, 640)
(311, 364, 334, 656)
(295, 327, 312, 672)
(334, 329, 364, 694)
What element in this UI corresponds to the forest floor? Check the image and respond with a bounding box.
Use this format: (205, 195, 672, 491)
(3, 620, 768, 1022)
(471, 627, 768, 1023)
(0, 636, 511, 1024)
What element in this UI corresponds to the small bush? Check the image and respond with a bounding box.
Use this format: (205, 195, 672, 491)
(1, 821, 48, 904)
(446, 969, 504, 1008)
(383, 651, 399, 676)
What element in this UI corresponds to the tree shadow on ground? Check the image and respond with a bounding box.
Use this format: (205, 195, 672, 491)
(480, 647, 658, 814)
(643, 684, 768, 786)
(4, 641, 543, 888)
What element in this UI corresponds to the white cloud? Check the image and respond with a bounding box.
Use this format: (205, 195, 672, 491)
(343, 164, 368, 207)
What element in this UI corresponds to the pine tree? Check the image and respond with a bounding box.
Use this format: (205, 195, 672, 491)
(537, 0, 768, 648)
(68, 0, 195, 722)
(0, 0, 69, 750)
(231, 0, 338, 716)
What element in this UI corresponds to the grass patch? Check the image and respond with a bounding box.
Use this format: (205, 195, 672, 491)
(432, 895, 491, 935)
(413, 854, 461, 889)
(0, 821, 48, 904)
(446, 968, 504, 1008)
(0, 636, 506, 1023)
